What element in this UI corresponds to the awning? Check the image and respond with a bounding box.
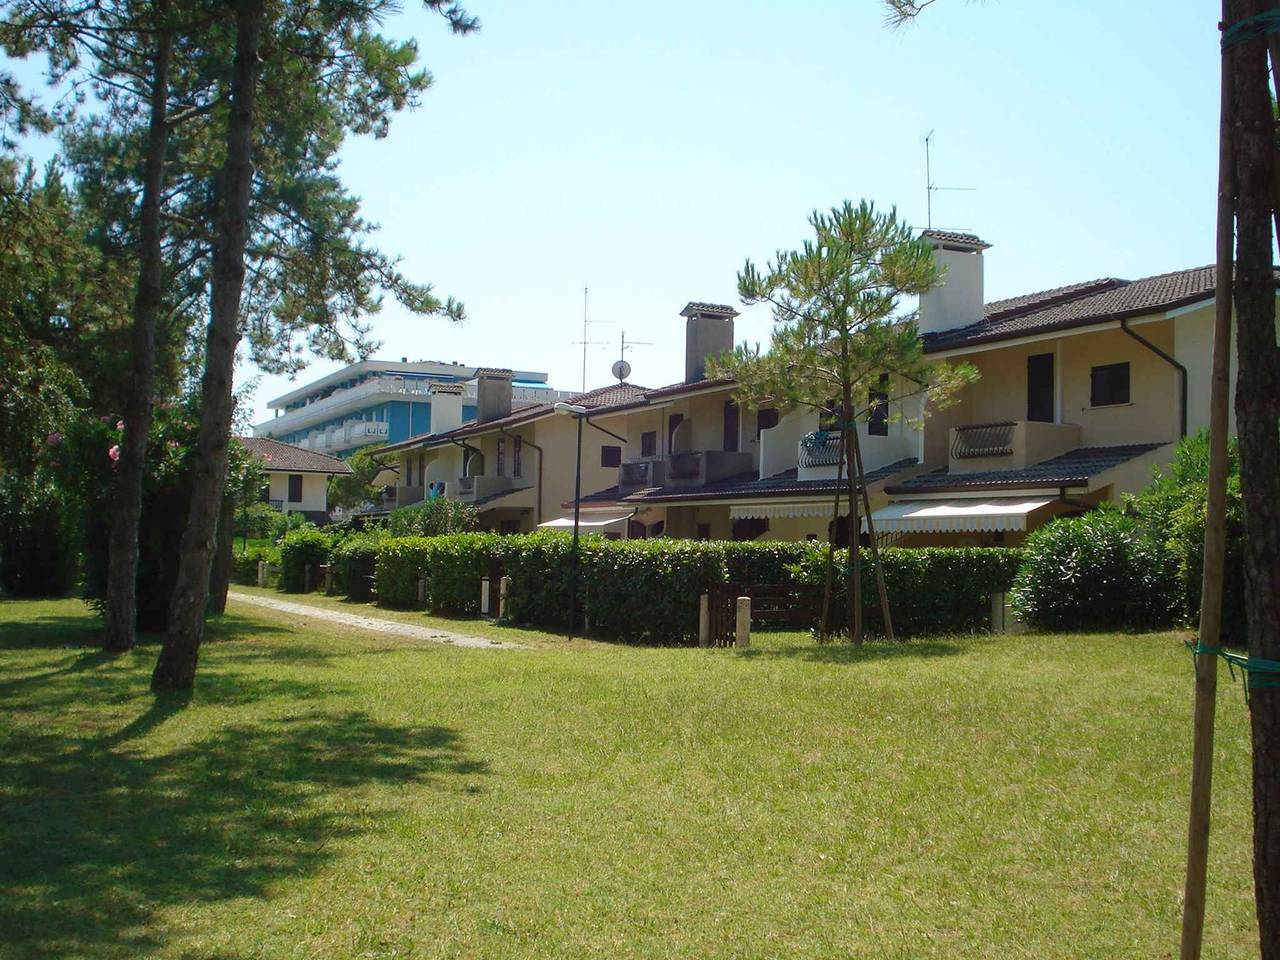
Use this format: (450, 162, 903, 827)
(538, 510, 635, 530)
(863, 497, 1055, 533)
(730, 502, 833, 520)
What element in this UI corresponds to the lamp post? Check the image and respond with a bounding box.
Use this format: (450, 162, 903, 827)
(553, 401, 628, 641)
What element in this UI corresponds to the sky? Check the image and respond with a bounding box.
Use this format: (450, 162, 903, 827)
(8, 1, 1223, 425)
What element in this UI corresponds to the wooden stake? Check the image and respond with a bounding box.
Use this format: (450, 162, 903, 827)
(1179, 11, 1234, 957)
(851, 427, 895, 642)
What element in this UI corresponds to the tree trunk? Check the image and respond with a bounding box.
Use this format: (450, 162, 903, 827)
(818, 429, 844, 644)
(152, 0, 264, 692)
(843, 419, 862, 645)
(1227, 2, 1280, 953)
(103, 3, 170, 654)
(208, 493, 234, 616)
(851, 426, 895, 641)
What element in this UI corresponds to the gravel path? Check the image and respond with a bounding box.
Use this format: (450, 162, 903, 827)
(227, 591, 521, 649)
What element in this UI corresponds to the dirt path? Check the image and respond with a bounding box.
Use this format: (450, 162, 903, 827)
(227, 591, 521, 649)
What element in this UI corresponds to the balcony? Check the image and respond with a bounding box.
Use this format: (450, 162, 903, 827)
(296, 419, 389, 454)
(396, 485, 425, 508)
(619, 458, 667, 493)
(948, 420, 1082, 474)
(454, 475, 531, 502)
(665, 450, 755, 488)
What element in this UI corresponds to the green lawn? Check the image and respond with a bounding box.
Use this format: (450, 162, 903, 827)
(0, 596, 1259, 959)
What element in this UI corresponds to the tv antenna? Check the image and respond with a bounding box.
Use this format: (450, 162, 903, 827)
(924, 130, 976, 230)
(570, 286, 612, 391)
(611, 331, 652, 382)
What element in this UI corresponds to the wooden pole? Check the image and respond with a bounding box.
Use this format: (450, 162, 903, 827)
(1179, 11, 1234, 957)
(850, 426, 895, 642)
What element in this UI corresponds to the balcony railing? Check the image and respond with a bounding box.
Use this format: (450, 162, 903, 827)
(665, 450, 755, 487)
(619, 459, 665, 491)
(798, 431, 842, 468)
(951, 421, 1015, 460)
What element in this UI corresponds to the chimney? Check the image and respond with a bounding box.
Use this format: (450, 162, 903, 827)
(680, 301, 739, 382)
(474, 368, 513, 423)
(428, 382, 466, 432)
(916, 231, 990, 335)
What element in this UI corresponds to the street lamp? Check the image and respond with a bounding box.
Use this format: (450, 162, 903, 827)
(553, 401, 626, 641)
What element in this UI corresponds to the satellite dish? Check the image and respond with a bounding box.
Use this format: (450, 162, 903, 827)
(611, 359, 632, 382)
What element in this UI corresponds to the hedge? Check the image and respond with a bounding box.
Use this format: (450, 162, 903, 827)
(789, 546, 1024, 637)
(374, 533, 509, 612)
(1011, 510, 1180, 632)
(330, 532, 385, 601)
(231, 544, 280, 586)
(278, 528, 333, 593)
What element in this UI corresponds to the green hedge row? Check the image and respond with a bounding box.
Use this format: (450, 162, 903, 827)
(368, 533, 1022, 643)
(278, 528, 333, 593)
(789, 546, 1024, 637)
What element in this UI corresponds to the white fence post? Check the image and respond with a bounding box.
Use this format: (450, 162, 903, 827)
(735, 596, 751, 649)
(499, 576, 510, 621)
(698, 594, 710, 647)
(416, 572, 428, 608)
(480, 577, 491, 618)
(257, 560, 267, 588)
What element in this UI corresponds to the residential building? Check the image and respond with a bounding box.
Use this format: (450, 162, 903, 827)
(251, 358, 572, 458)
(239, 437, 353, 524)
(383, 237, 1247, 545)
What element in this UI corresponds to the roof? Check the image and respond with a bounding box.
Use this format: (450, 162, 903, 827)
(925, 266, 1216, 352)
(643, 377, 737, 400)
(238, 437, 354, 475)
(575, 458, 919, 507)
(680, 301, 739, 318)
(884, 444, 1163, 494)
(570, 381, 651, 409)
(473, 367, 513, 378)
(921, 229, 991, 250)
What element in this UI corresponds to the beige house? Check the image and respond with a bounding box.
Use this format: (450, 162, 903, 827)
(383, 237, 1244, 545)
(239, 437, 352, 523)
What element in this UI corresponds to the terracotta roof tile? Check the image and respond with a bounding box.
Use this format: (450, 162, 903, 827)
(571, 382, 650, 409)
(921, 229, 991, 249)
(238, 437, 354, 474)
(680, 301, 739, 318)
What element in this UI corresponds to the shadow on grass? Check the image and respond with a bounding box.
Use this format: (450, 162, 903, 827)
(0, 707, 487, 959)
(738, 637, 969, 664)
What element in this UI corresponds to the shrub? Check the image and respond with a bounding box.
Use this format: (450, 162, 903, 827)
(387, 497, 478, 538)
(0, 474, 78, 597)
(268, 509, 314, 542)
(278, 528, 333, 593)
(234, 501, 278, 540)
(789, 546, 1023, 637)
(331, 531, 387, 601)
(1127, 432, 1246, 644)
(231, 544, 280, 586)
(1011, 509, 1180, 631)
(374, 532, 507, 611)
(719, 540, 813, 585)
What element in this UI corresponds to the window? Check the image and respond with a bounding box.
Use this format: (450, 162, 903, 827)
(287, 474, 303, 503)
(1090, 362, 1131, 407)
(696, 523, 712, 541)
(723, 400, 740, 452)
(1027, 353, 1055, 422)
(868, 374, 889, 437)
(496, 438, 506, 477)
(755, 408, 779, 439)
(640, 430, 657, 458)
(601, 445, 622, 468)
(513, 436, 523, 478)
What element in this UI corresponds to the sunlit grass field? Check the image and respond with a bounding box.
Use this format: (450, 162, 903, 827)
(0, 594, 1258, 959)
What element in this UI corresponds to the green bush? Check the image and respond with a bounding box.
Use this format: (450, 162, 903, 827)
(231, 544, 280, 586)
(374, 532, 506, 611)
(790, 546, 1023, 637)
(278, 528, 333, 593)
(387, 498, 478, 538)
(1127, 432, 1246, 644)
(719, 540, 812, 585)
(1011, 509, 1180, 631)
(0, 474, 78, 597)
(330, 531, 387, 601)
(234, 501, 278, 540)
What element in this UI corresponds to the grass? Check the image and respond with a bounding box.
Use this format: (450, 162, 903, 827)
(0, 596, 1259, 959)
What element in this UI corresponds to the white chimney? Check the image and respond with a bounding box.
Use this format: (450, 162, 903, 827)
(917, 231, 990, 335)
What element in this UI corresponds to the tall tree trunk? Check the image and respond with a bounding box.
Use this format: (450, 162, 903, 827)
(818, 428, 844, 643)
(103, 2, 170, 653)
(851, 426, 895, 641)
(1227, 2, 1280, 954)
(152, 0, 264, 692)
(208, 493, 234, 615)
(841, 391, 862, 645)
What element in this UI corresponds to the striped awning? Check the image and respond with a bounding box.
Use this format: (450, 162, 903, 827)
(863, 497, 1055, 534)
(729, 501, 834, 520)
(539, 511, 634, 530)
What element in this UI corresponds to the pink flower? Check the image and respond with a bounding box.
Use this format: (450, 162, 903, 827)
(46, 432, 63, 446)
(108, 444, 121, 463)
(264, 453, 273, 463)
(115, 420, 124, 431)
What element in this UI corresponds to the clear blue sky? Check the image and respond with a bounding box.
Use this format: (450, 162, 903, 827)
(9, 1, 1225, 424)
